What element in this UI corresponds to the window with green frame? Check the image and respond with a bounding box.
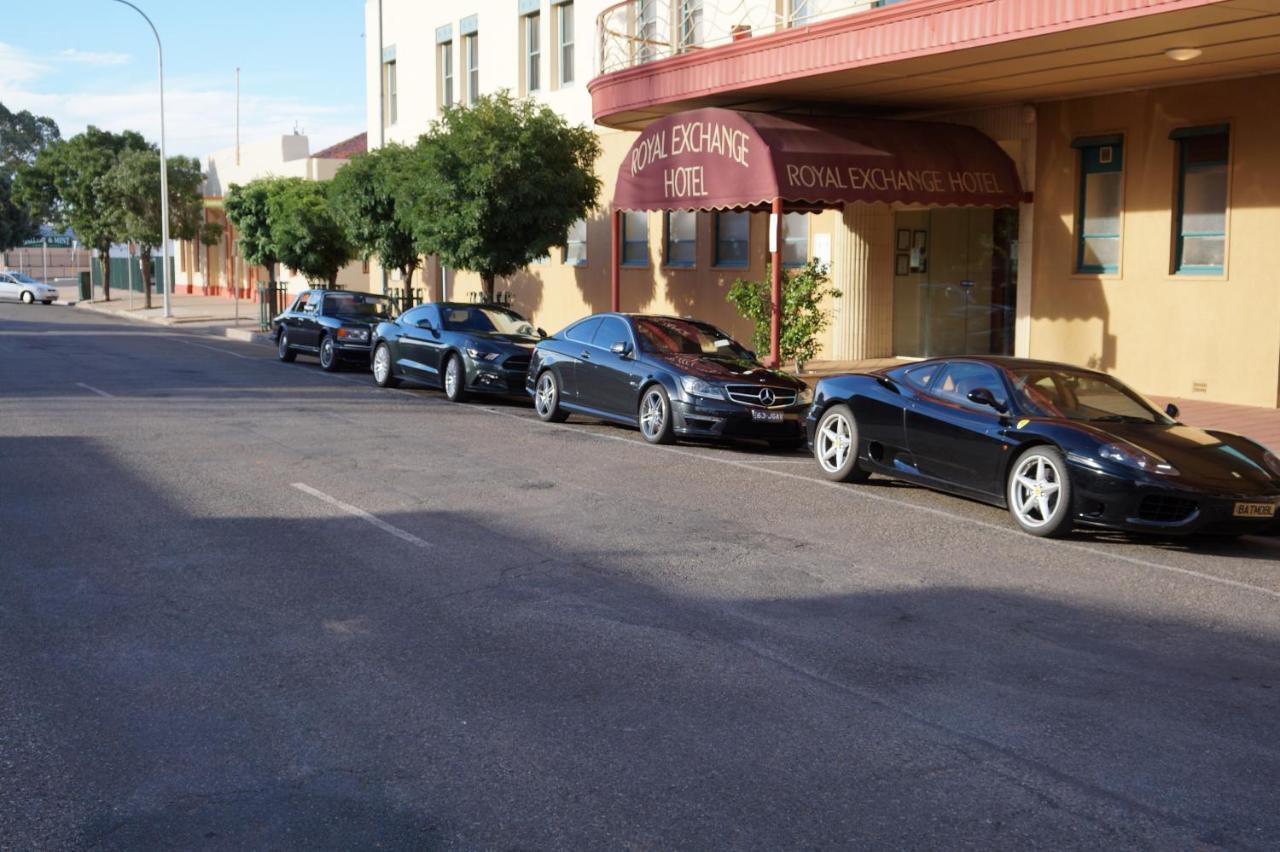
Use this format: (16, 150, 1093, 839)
(1073, 135, 1124, 274)
(1172, 125, 1229, 275)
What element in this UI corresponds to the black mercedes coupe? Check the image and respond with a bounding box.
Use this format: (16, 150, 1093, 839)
(526, 313, 810, 447)
(370, 302, 543, 401)
(806, 357, 1280, 538)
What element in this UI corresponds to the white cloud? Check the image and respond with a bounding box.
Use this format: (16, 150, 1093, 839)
(57, 48, 132, 67)
(0, 42, 48, 86)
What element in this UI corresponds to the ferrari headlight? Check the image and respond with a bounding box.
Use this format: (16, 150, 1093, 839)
(466, 347, 501, 361)
(680, 376, 726, 400)
(1098, 442, 1179, 476)
(336, 327, 369, 342)
(1263, 450, 1280, 478)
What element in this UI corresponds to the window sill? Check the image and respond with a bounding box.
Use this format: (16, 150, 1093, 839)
(1169, 271, 1227, 281)
(621, 262, 648, 269)
(713, 263, 749, 270)
(663, 263, 696, 270)
(563, 260, 588, 268)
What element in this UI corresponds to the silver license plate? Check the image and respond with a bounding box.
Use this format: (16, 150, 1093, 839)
(750, 409, 784, 423)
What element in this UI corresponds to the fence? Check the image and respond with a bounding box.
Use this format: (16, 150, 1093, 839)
(89, 256, 177, 296)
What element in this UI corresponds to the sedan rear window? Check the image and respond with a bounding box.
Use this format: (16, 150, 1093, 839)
(322, 293, 397, 319)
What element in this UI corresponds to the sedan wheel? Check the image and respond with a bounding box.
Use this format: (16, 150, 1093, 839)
(319, 336, 339, 372)
(1007, 446, 1074, 538)
(815, 404, 870, 482)
(534, 370, 569, 422)
(638, 385, 675, 445)
(277, 330, 296, 362)
(20, 291, 34, 304)
(372, 342, 398, 388)
(443, 355, 467, 402)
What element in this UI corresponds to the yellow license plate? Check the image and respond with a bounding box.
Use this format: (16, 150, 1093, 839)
(1233, 502, 1277, 519)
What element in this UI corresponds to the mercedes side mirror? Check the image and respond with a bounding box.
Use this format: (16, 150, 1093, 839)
(610, 340, 631, 357)
(967, 387, 1009, 414)
(1165, 402, 1180, 419)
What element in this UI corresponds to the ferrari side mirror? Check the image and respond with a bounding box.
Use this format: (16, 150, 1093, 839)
(537, 327, 548, 338)
(967, 387, 1009, 414)
(1165, 402, 1180, 419)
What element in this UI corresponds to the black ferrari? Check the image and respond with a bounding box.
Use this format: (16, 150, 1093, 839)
(369, 302, 543, 401)
(526, 313, 810, 447)
(806, 357, 1280, 538)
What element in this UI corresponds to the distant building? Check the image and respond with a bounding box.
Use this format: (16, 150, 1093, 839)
(178, 132, 368, 299)
(1, 225, 90, 283)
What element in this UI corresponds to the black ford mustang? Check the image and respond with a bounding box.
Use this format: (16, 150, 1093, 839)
(370, 302, 542, 401)
(806, 357, 1280, 538)
(527, 313, 810, 447)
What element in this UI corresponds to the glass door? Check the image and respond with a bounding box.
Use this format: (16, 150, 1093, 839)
(892, 207, 1017, 358)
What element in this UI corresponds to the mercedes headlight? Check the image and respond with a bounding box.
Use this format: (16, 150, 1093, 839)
(798, 386, 814, 405)
(680, 376, 726, 400)
(466, 347, 501, 361)
(1098, 442, 1179, 476)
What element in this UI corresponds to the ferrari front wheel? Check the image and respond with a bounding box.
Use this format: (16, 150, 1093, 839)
(1007, 446, 1073, 538)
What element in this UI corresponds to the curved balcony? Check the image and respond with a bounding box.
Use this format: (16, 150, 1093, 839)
(596, 0, 897, 75)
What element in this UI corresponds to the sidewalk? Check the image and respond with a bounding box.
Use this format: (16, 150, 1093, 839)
(72, 292, 272, 345)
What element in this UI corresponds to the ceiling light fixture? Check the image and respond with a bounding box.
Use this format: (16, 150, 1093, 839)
(1164, 47, 1203, 62)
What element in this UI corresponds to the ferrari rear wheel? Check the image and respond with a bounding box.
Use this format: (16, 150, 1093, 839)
(1007, 446, 1074, 538)
(815, 404, 870, 483)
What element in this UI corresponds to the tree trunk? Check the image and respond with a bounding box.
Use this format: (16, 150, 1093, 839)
(100, 245, 112, 301)
(328, 270, 338, 289)
(481, 273, 495, 302)
(140, 249, 154, 310)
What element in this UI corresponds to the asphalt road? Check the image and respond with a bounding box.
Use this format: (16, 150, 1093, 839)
(3, 303, 1279, 850)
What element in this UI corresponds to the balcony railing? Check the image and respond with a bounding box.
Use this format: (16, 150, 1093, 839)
(596, 0, 908, 75)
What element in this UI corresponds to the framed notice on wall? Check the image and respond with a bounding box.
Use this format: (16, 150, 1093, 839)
(910, 230, 929, 274)
(896, 228, 911, 251)
(895, 253, 910, 276)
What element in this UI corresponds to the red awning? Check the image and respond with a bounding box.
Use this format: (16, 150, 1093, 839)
(613, 108, 1023, 212)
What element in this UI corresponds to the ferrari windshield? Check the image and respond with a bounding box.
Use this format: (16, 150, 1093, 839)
(322, 293, 397, 319)
(1008, 367, 1171, 424)
(635, 317, 753, 360)
(440, 306, 534, 336)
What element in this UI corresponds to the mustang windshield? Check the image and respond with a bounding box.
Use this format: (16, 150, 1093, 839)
(635, 318, 753, 360)
(1008, 367, 1171, 424)
(323, 293, 397, 319)
(440, 306, 534, 336)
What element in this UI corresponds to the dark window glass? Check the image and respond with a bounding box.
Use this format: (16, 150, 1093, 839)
(622, 211, 648, 266)
(665, 211, 696, 267)
(932, 363, 1006, 410)
(1174, 128, 1229, 275)
(714, 211, 748, 267)
(634, 316, 752, 358)
(321, 292, 396, 319)
(782, 211, 808, 268)
(890, 362, 941, 391)
(592, 316, 631, 349)
(564, 316, 603, 343)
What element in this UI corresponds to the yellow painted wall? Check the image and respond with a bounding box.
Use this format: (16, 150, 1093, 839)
(1031, 74, 1280, 408)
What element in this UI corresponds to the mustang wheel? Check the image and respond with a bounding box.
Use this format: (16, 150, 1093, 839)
(1007, 446, 1074, 537)
(277, 329, 296, 362)
(815, 404, 870, 482)
(443, 354, 468, 402)
(20, 291, 34, 304)
(319, 335, 339, 372)
(638, 385, 675, 445)
(372, 342, 398, 388)
(534, 370, 569, 422)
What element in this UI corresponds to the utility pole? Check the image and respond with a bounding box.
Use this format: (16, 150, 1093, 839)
(235, 67, 241, 166)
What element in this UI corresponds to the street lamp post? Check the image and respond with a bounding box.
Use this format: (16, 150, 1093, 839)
(109, 0, 171, 319)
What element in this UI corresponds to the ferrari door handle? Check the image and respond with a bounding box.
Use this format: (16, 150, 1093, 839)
(580, 351, 591, 360)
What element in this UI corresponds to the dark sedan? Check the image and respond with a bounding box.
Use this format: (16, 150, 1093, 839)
(527, 313, 811, 447)
(370, 302, 543, 402)
(806, 356, 1280, 538)
(274, 289, 397, 372)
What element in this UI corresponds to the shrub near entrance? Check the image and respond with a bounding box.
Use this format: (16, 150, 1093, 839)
(727, 260, 841, 371)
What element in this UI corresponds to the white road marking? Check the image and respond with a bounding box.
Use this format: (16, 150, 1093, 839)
(175, 338, 253, 359)
(478, 406, 1280, 604)
(75, 382, 114, 398)
(291, 482, 430, 548)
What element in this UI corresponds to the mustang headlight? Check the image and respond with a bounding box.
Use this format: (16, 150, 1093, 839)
(1263, 450, 1280, 478)
(680, 376, 726, 401)
(336, 327, 369, 342)
(466, 347, 501, 361)
(1098, 442, 1179, 476)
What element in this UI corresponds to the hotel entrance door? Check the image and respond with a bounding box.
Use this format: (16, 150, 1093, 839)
(892, 207, 1017, 358)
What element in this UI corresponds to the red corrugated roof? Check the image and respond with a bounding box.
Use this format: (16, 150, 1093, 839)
(312, 132, 367, 160)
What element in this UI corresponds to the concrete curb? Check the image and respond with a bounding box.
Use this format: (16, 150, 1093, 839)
(73, 300, 274, 347)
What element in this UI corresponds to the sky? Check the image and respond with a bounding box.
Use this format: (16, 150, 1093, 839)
(0, 0, 367, 158)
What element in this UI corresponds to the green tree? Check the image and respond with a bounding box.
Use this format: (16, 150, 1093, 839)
(1, 103, 61, 250)
(106, 149, 222, 309)
(407, 91, 602, 300)
(14, 126, 150, 299)
(727, 260, 842, 369)
(268, 178, 353, 287)
(329, 144, 421, 289)
(225, 177, 289, 285)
